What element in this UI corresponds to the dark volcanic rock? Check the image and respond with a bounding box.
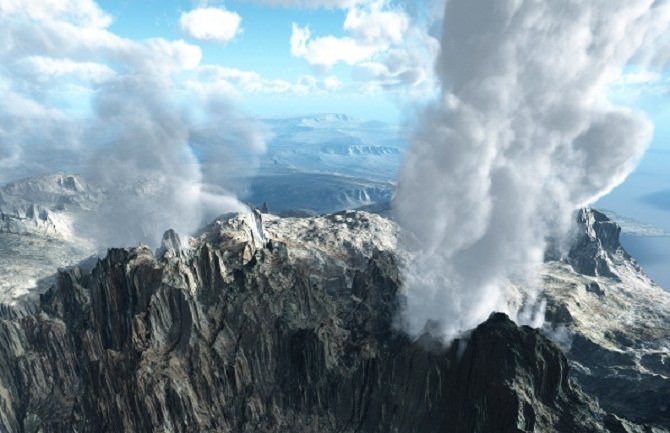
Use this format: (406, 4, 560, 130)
(0, 212, 645, 432)
(569, 333, 670, 429)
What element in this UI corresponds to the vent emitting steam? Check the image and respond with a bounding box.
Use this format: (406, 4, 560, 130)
(395, 0, 670, 340)
(0, 0, 266, 250)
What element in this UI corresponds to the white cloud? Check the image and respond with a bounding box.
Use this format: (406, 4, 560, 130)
(343, 3, 408, 45)
(289, 3, 410, 68)
(323, 75, 343, 91)
(0, 0, 112, 27)
(144, 38, 203, 70)
(193, 65, 343, 96)
(0, 2, 202, 77)
(179, 7, 241, 43)
(0, 0, 267, 250)
(290, 24, 380, 67)
(608, 70, 669, 101)
(611, 70, 663, 87)
(395, 0, 670, 341)
(194, 66, 289, 93)
(287, 0, 438, 92)
(250, 0, 366, 9)
(353, 58, 425, 88)
(19, 56, 116, 83)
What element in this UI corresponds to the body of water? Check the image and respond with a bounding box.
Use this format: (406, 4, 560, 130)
(620, 235, 670, 291)
(598, 147, 670, 292)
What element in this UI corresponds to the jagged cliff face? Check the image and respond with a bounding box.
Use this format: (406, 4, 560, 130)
(542, 209, 670, 428)
(1, 175, 670, 432)
(0, 211, 637, 433)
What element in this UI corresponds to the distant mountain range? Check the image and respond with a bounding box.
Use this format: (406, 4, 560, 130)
(196, 114, 404, 214)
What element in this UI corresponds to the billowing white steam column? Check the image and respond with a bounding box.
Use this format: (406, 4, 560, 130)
(79, 69, 255, 249)
(395, 0, 670, 340)
(0, 0, 267, 249)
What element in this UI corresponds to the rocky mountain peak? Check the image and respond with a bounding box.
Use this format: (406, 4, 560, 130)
(544, 208, 629, 279)
(0, 171, 669, 432)
(541, 209, 670, 429)
(0, 209, 659, 432)
(157, 229, 184, 260)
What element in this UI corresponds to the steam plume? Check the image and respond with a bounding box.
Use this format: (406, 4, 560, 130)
(0, 0, 266, 249)
(77, 74, 253, 249)
(395, 0, 670, 340)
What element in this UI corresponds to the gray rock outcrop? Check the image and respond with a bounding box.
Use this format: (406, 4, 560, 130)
(542, 209, 670, 429)
(566, 209, 628, 278)
(0, 211, 634, 433)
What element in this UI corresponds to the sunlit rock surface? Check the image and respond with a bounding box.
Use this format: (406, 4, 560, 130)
(1, 174, 669, 431)
(541, 209, 670, 427)
(0, 175, 98, 305)
(0, 211, 651, 433)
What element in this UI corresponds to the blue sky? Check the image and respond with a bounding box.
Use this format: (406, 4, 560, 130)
(1, 0, 668, 189)
(100, 0, 342, 74)
(0, 0, 440, 186)
(10, 0, 665, 125)
(89, 0, 434, 121)
(1, 0, 667, 168)
(1, 0, 670, 288)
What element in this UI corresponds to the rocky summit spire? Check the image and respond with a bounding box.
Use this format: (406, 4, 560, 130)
(157, 228, 183, 260)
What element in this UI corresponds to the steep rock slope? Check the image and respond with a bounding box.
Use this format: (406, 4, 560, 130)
(0, 174, 98, 238)
(0, 175, 98, 304)
(0, 212, 629, 433)
(542, 209, 670, 427)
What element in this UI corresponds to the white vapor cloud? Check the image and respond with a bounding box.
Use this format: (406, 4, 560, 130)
(290, 23, 380, 67)
(289, 3, 410, 68)
(0, 0, 265, 249)
(395, 0, 670, 341)
(0, 0, 112, 27)
(19, 56, 117, 83)
(179, 7, 242, 43)
(77, 75, 252, 248)
(244, 0, 441, 94)
(287, 0, 438, 92)
(251, 0, 366, 9)
(190, 65, 344, 96)
(323, 75, 343, 91)
(343, 3, 408, 45)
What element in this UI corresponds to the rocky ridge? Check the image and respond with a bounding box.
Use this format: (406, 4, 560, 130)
(541, 209, 670, 427)
(0, 174, 98, 239)
(0, 175, 98, 304)
(1, 173, 670, 431)
(0, 211, 649, 433)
